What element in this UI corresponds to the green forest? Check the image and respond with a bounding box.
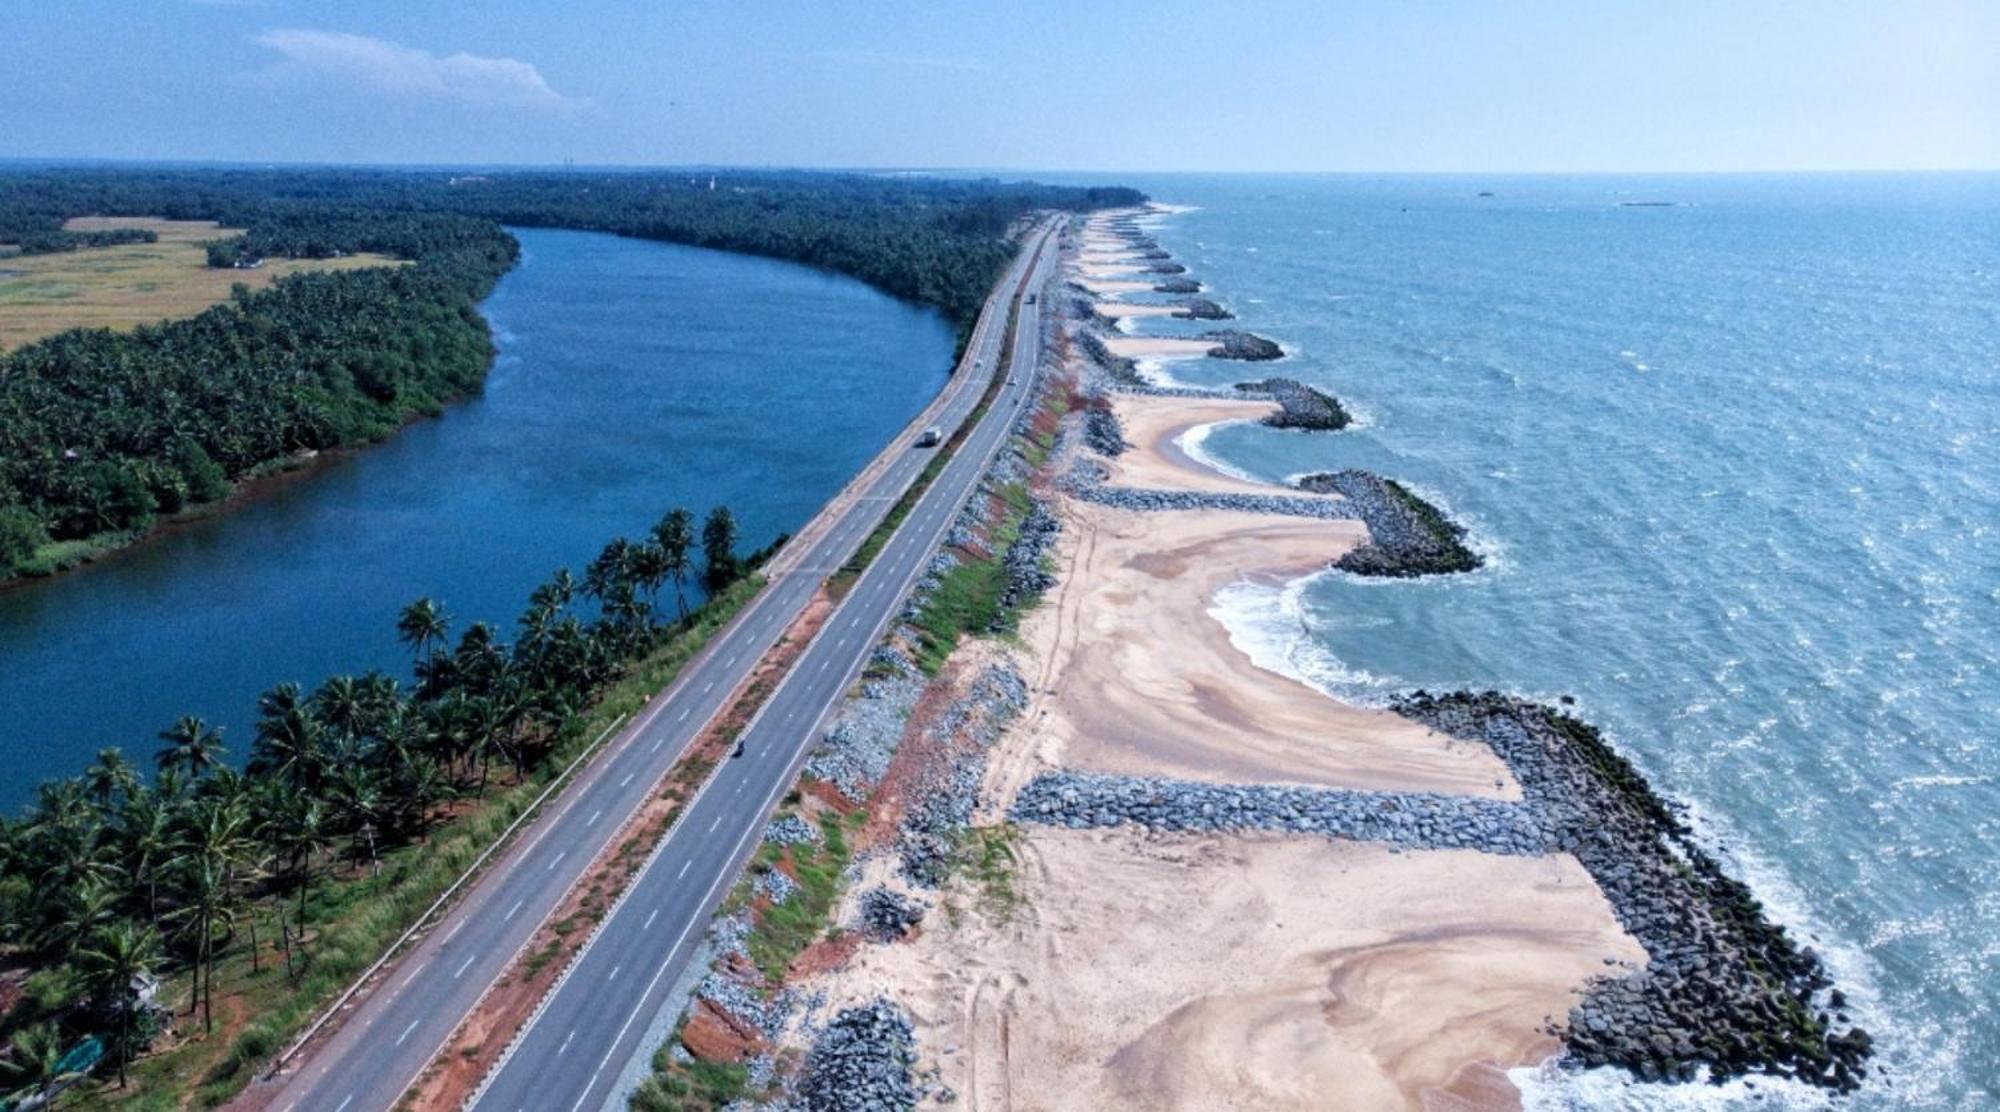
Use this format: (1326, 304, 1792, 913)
(0, 168, 1142, 579)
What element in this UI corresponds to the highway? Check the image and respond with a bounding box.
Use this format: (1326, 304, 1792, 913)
(263, 220, 1059, 1112)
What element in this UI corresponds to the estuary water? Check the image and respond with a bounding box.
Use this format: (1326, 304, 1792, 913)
(1094, 174, 1997, 1109)
(0, 228, 953, 807)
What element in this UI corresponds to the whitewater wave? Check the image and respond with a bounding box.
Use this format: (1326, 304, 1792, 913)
(1208, 575, 1395, 703)
(1174, 421, 1265, 485)
(1132, 357, 1192, 389)
(1510, 1059, 1838, 1111)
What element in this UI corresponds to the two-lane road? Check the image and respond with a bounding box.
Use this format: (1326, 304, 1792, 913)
(264, 221, 1058, 1112)
(470, 227, 1057, 1111)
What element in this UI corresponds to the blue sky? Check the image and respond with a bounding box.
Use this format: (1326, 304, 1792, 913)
(4, 1, 1995, 171)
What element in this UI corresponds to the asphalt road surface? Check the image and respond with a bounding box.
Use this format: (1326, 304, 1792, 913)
(266, 221, 1059, 1112)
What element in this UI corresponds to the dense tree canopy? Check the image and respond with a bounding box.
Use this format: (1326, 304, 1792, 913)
(0, 508, 760, 1090)
(0, 168, 1142, 577)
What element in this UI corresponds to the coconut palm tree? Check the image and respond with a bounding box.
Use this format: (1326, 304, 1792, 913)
(701, 506, 739, 590)
(0, 1022, 65, 1106)
(249, 683, 327, 795)
(652, 508, 694, 621)
(396, 597, 450, 661)
(155, 715, 226, 777)
(77, 919, 163, 1086)
(168, 794, 257, 1033)
(83, 747, 140, 806)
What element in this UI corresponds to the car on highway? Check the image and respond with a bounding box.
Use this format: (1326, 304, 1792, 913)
(915, 425, 942, 447)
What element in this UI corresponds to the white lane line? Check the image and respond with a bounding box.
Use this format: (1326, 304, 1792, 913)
(396, 1018, 421, 1046)
(651, 736, 665, 752)
(678, 860, 692, 879)
(677, 708, 689, 721)
(505, 898, 525, 921)
(444, 917, 467, 943)
(725, 655, 737, 668)
(643, 908, 660, 930)
(708, 813, 722, 832)
(334, 1096, 354, 1112)
(702, 681, 714, 694)
(620, 771, 636, 788)
(608, 965, 621, 983)
(559, 1029, 576, 1057)
(546, 849, 567, 872)
(455, 953, 477, 979)
(398, 960, 430, 990)
(587, 808, 603, 827)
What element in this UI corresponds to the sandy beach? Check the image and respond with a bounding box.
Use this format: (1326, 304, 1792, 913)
(1074, 277, 1157, 296)
(1091, 300, 1179, 320)
(1105, 393, 1329, 497)
(1099, 334, 1218, 359)
(782, 210, 1646, 1111)
(813, 828, 1642, 1111)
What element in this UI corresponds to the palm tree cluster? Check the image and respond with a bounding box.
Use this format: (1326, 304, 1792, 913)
(0, 506, 744, 1092)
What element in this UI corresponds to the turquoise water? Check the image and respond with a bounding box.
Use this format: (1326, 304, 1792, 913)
(1098, 175, 1997, 1108)
(0, 228, 952, 806)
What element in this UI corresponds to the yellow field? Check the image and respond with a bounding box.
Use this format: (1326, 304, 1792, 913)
(0, 217, 403, 353)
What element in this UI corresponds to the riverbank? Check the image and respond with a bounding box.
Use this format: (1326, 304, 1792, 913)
(711, 202, 1872, 1108)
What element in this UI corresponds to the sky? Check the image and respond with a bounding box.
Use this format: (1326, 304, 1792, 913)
(2, 1, 1995, 172)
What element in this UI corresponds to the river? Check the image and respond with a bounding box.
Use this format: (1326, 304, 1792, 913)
(0, 227, 954, 809)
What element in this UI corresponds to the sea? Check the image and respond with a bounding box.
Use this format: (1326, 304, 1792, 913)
(1067, 173, 1998, 1110)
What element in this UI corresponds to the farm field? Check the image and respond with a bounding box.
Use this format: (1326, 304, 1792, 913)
(0, 216, 401, 351)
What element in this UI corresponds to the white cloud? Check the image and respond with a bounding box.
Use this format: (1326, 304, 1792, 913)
(253, 29, 572, 109)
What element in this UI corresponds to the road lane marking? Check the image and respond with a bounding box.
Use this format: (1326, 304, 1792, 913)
(334, 1096, 354, 1112)
(455, 953, 478, 978)
(619, 772, 635, 788)
(608, 965, 621, 982)
(677, 708, 689, 721)
(444, 917, 467, 943)
(396, 1019, 421, 1046)
(708, 813, 722, 832)
(643, 908, 659, 930)
(471, 228, 1054, 1112)
(678, 860, 692, 879)
(559, 1029, 575, 1057)
(398, 960, 430, 989)
(586, 809, 602, 827)
(546, 850, 567, 872)
(505, 898, 524, 921)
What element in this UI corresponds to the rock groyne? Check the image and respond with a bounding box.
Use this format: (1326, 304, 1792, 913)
(1236, 377, 1351, 430)
(1297, 471, 1481, 576)
(1395, 692, 1872, 1091)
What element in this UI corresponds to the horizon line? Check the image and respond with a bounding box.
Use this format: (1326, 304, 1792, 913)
(2, 155, 1997, 178)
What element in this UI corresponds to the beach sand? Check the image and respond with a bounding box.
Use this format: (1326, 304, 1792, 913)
(1092, 301, 1180, 320)
(990, 500, 1519, 801)
(1075, 278, 1156, 295)
(1104, 393, 1340, 498)
(784, 237, 1642, 1110)
(1100, 334, 1220, 360)
(812, 827, 1643, 1112)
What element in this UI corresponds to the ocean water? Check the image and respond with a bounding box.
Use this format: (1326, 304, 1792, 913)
(1091, 174, 1999, 1109)
(0, 228, 952, 806)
